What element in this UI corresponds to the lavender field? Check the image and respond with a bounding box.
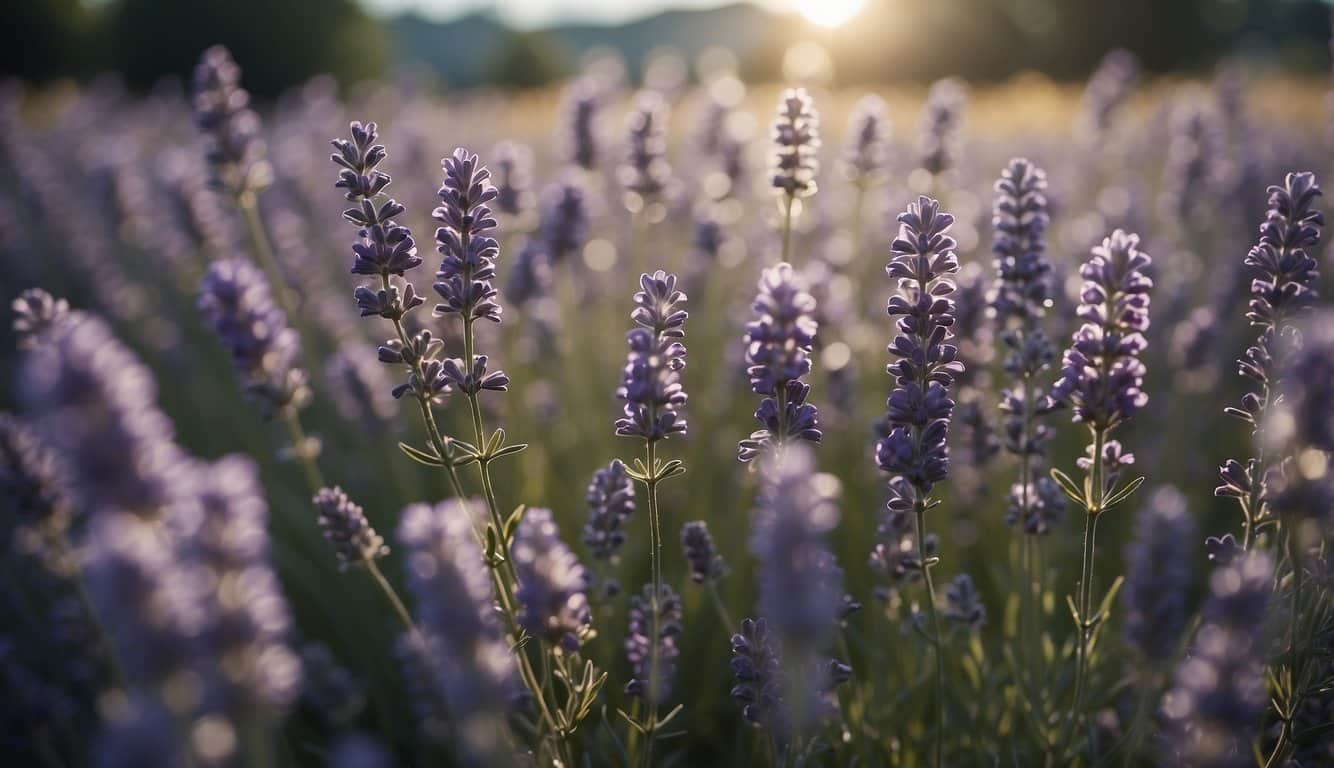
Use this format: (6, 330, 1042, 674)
(1, 42, 1332, 768)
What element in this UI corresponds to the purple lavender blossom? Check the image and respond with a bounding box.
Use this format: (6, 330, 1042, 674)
(990, 158, 1065, 534)
(174, 456, 302, 711)
(1051, 229, 1152, 432)
(752, 446, 841, 648)
(1216, 173, 1322, 532)
(729, 617, 786, 730)
(1242, 172, 1323, 337)
(619, 91, 674, 208)
(738, 263, 822, 462)
(1161, 100, 1223, 229)
(841, 95, 890, 186)
(491, 141, 534, 219)
(191, 46, 272, 196)
(942, 574, 985, 629)
(1123, 486, 1198, 662)
(313, 486, 389, 571)
(538, 176, 588, 264)
(681, 521, 726, 584)
(433, 148, 504, 325)
(615, 271, 689, 442)
(398, 501, 514, 714)
(917, 79, 966, 177)
(562, 81, 602, 172)
(299, 644, 365, 725)
(0, 414, 70, 558)
(1265, 311, 1334, 531)
(770, 88, 820, 200)
(582, 459, 636, 561)
(331, 122, 451, 404)
(624, 583, 682, 702)
(989, 158, 1053, 323)
(198, 258, 311, 420)
(875, 196, 964, 493)
(323, 346, 398, 432)
(512, 507, 591, 649)
(331, 121, 422, 279)
(1075, 49, 1139, 149)
(11, 288, 68, 349)
(868, 477, 938, 585)
(20, 313, 186, 518)
(82, 511, 201, 692)
(1161, 551, 1273, 768)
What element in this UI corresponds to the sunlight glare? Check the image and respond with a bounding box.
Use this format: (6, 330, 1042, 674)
(793, 0, 865, 28)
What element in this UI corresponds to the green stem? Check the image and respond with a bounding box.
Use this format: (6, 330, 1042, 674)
(1070, 427, 1106, 752)
(780, 194, 795, 264)
(706, 582, 735, 635)
(643, 438, 663, 767)
(282, 412, 325, 491)
(915, 497, 945, 768)
(237, 194, 300, 330)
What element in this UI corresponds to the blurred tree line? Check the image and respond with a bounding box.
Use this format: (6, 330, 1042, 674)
(5, 0, 385, 94)
(3, 0, 1331, 94)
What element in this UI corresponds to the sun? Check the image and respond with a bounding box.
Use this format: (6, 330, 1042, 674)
(792, 0, 866, 28)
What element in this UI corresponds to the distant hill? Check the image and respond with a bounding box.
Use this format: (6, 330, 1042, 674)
(385, 3, 783, 88)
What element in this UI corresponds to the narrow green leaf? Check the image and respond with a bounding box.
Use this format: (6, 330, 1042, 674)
(1102, 476, 1146, 511)
(1050, 468, 1085, 506)
(398, 441, 446, 467)
(491, 443, 528, 460)
(504, 505, 527, 544)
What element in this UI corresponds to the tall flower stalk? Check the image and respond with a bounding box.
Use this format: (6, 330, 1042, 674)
(1049, 230, 1153, 751)
(874, 196, 964, 768)
(769, 88, 819, 264)
(1216, 172, 1322, 550)
(191, 46, 297, 325)
(331, 123, 563, 743)
(987, 158, 1063, 690)
(614, 270, 689, 764)
(737, 263, 822, 463)
(432, 147, 526, 569)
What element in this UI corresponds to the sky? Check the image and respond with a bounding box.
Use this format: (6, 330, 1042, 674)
(361, 0, 790, 29)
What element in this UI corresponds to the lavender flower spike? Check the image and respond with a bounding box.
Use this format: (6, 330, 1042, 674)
(752, 445, 842, 649)
(615, 271, 688, 442)
(917, 78, 966, 177)
(988, 158, 1053, 324)
(1161, 551, 1273, 768)
(1051, 229, 1152, 433)
(876, 196, 964, 493)
(730, 617, 786, 731)
(175, 456, 302, 711)
(433, 148, 503, 325)
(624, 583, 682, 702)
(538, 175, 588, 265)
(1215, 173, 1322, 542)
(512, 507, 592, 649)
(681, 521, 726, 584)
(738, 262, 822, 462)
(331, 121, 423, 278)
(1122, 486, 1197, 662)
(841, 95, 890, 187)
(770, 87, 820, 200)
(583, 459, 636, 561)
(313, 487, 389, 571)
(20, 313, 186, 518)
(619, 90, 674, 210)
(198, 258, 311, 421)
(191, 46, 272, 196)
(398, 501, 514, 756)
